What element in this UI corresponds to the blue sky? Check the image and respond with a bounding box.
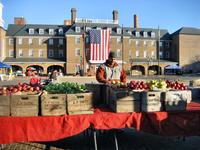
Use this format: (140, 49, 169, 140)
(1, 0, 200, 33)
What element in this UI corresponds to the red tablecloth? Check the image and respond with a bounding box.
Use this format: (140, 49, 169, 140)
(0, 102, 200, 144)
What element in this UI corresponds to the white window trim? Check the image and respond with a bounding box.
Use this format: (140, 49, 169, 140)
(19, 49, 23, 57)
(75, 37, 81, 44)
(49, 29, 54, 35)
(151, 32, 155, 38)
(117, 49, 121, 57)
(136, 50, 139, 57)
(143, 32, 147, 37)
(39, 29, 44, 35)
(9, 38, 14, 45)
(75, 48, 80, 56)
(59, 39, 63, 45)
(29, 38, 33, 45)
(39, 49, 43, 57)
(29, 49, 33, 57)
(9, 50, 14, 57)
(18, 38, 22, 45)
(58, 28, 63, 35)
(29, 28, 34, 35)
(75, 27, 81, 33)
(144, 51, 147, 58)
(117, 28, 122, 34)
(135, 31, 140, 37)
(117, 37, 121, 44)
(39, 38, 43, 45)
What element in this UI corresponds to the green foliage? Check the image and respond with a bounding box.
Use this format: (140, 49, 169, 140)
(43, 82, 87, 94)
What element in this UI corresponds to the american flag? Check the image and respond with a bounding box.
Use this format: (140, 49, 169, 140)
(89, 29, 110, 63)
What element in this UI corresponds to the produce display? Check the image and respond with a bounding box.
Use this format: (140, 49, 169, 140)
(43, 82, 87, 94)
(0, 82, 41, 95)
(166, 80, 188, 90)
(147, 80, 167, 91)
(128, 80, 149, 90)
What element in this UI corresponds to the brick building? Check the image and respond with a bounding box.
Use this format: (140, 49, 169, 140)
(1, 6, 200, 75)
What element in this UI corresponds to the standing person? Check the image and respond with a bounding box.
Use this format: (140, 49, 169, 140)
(96, 51, 126, 84)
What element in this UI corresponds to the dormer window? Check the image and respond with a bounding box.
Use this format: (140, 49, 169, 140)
(127, 31, 132, 35)
(75, 27, 81, 33)
(49, 29, 54, 35)
(96, 27, 101, 30)
(39, 29, 44, 35)
(58, 28, 63, 35)
(86, 27, 91, 32)
(135, 31, 140, 37)
(29, 28, 34, 35)
(151, 32, 155, 38)
(143, 31, 147, 37)
(117, 28, 121, 34)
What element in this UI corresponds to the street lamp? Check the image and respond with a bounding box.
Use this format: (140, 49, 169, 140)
(146, 56, 153, 75)
(158, 26, 160, 75)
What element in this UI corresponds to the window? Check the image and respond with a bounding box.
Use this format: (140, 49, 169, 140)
(166, 51, 170, 58)
(128, 50, 132, 57)
(49, 29, 54, 35)
(128, 39, 132, 44)
(9, 50, 14, 57)
(29, 28, 34, 34)
(85, 37, 89, 44)
(49, 39, 53, 45)
(144, 41, 147, 47)
(135, 31, 140, 37)
(151, 32, 155, 38)
(29, 49, 33, 57)
(59, 39, 63, 45)
(75, 37, 80, 44)
(29, 38, 33, 45)
(18, 38, 22, 45)
(19, 49, 23, 57)
(75, 48, 80, 56)
(159, 51, 163, 58)
(59, 50, 64, 57)
(151, 41, 155, 46)
(159, 41, 163, 47)
(151, 51, 155, 57)
(136, 50, 139, 57)
(143, 51, 147, 58)
(58, 28, 63, 35)
(75, 27, 81, 33)
(49, 49, 54, 57)
(166, 41, 170, 48)
(127, 31, 132, 35)
(39, 49, 43, 57)
(117, 37, 121, 44)
(143, 31, 147, 37)
(135, 40, 139, 46)
(39, 38, 43, 45)
(96, 27, 101, 30)
(86, 27, 91, 32)
(117, 49, 121, 57)
(117, 28, 121, 34)
(39, 29, 44, 35)
(9, 38, 14, 45)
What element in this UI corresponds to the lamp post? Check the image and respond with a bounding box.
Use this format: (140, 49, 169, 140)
(129, 57, 133, 76)
(147, 56, 153, 76)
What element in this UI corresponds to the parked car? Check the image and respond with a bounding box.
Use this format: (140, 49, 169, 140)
(13, 70, 24, 76)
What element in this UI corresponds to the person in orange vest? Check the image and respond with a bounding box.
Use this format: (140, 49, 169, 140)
(30, 71, 41, 86)
(96, 51, 126, 84)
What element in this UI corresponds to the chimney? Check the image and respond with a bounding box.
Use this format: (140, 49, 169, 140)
(64, 19, 71, 25)
(15, 17, 26, 25)
(134, 14, 138, 28)
(113, 10, 118, 22)
(71, 8, 76, 24)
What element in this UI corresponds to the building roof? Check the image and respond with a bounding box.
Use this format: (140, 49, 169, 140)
(6, 23, 170, 40)
(6, 24, 70, 36)
(172, 27, 200, 36)
(3, 57, 66, 64)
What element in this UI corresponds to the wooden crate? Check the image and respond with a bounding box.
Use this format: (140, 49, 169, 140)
(141, 91, 164, 112)
(67, 92, 93, 113)
(41, 93, 66, 116)
(11, 93, 40, 116)
(141, 91, 164, 104)
(0, 95, 10, 116)
(109, 90, 141, 112)
(68, 109, 94, 115)
(141, 102, 163, 112)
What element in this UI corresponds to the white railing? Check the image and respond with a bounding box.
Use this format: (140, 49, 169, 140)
(75, 18, 118, 24)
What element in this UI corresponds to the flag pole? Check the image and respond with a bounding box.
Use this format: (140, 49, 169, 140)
(82, 23, 86, 76)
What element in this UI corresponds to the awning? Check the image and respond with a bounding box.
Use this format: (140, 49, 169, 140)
(0, 62, 11, 68)
(165, 64, 182, 69)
